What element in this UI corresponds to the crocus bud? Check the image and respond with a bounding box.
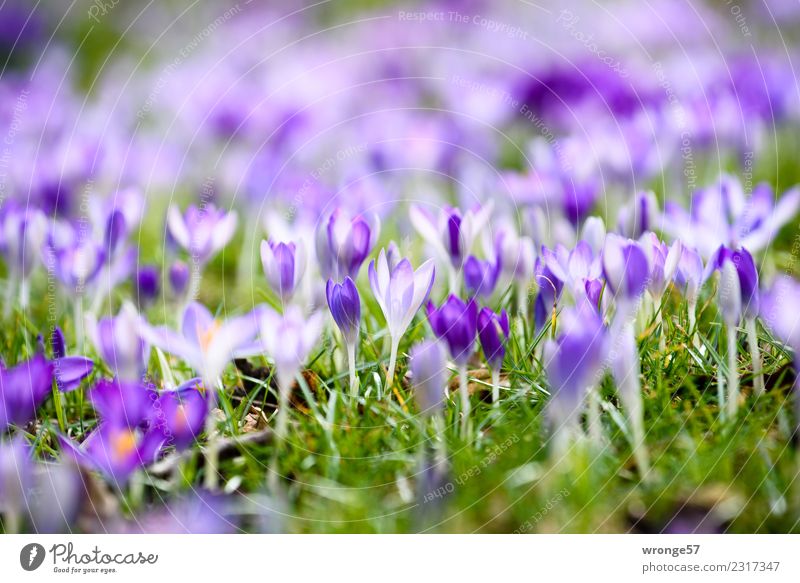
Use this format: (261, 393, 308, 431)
(135, 265, 160, 308)
(580, 216, 606, 255)
(261, 239, 305, 303)
(709, 246, 759, 320)
(104, 210, 127, 258)
(315, 209, 380, 281)
(718, 259, 742, 326)
(426, 295, 478, 365)
(326, 277, 361, 345)
(760, 275, 800, 352)
(87, 303, 148, 381)
(463, 255, 500, 299)
(675, 246, 704, 303)
(169, 260, 190, 296)
(166, 203, 237, 265)
(477, 307, 509, 370)
(409, 340, 448, 417)
(617, 191, 658, 239)
(602, 234, 649, 302)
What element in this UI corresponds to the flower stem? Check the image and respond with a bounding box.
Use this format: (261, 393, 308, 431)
(746, 318, 764, 397)
(727, 322, 740, 420)
(203, 410, 219, 490)
(385, 337, 399, 398)
(491, 368, 500, 407)
(587, 385, 603, 443)
(269, 375, 292, 491)
(347, 341, 358, 398)
(458, 365, 470, 436)
(688, 297, 700, 351)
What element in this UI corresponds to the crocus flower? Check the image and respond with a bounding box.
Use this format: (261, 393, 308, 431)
(134, 265, 160, 308)
(463, 255, 501, 299)
(0, 203, 46, 312)
(51, 327, 94, 393)
(369, 248, 435, 389)
(543, 241, 602, 302)
(617, 191, 659, 239)
(674, 245, 705, 346)
(86, 302, 148, 382)
(315, 208, 380, 281)
(533, 258, 564, 334)
(60, 378, 163, 485)
(0, 437, 33, 532)
(142, 302, 260, 388)
(410, 202, 493, 292)
(166, 203, 238, 266)
(477, 307, 510, 405)
(760, 275, 800, 355)
(493, 228, 535, 317)
(244, 306, 323, 443)
(409, 340, 448, 418)
(150, 378, 208, 451)
(59, 423, 162, 486)
(169, 260, 190, 297)
(46, 232, 105, 295)
(543, 299, 608, 451)
(602, 234, 650, 315)
(0, 354, 54, 432)
(326, 277, 361, 397)
(580, 216, 607, 255)
(427, 295, 478, 434)
(662, 176, 800, 258)
(261, 239, 306, 304)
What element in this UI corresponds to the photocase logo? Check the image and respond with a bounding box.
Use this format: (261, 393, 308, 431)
(19, 543, 46, 571)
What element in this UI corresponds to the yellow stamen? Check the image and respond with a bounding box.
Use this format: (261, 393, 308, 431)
(199, 320, 222, 352)
(111, 429, 137, 461)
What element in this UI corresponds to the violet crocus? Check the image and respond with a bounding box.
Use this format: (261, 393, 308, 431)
(86, 302, 148, 382)
(0, 203, 46, 314)
(463, 255, 501, 300)
(427, 295, 478, 434)
(326, 277, 361, 397)
(711, 246, 761, 416)
(602, 235, 650, 475)
(674, 245, 705, 347)
(51, 327, 94, 393)
(315, 208, 380, 281)
(662, 176, 800, 258)
(142, 302, 260, 389)
(410, 202, 493, 293)
(150, 378, 208, 451)
(477, 307, 510, 406)
(760, 276, 800, 426)
(0, 354, 54, 432)
(639, 233, 682, 350)
(617, 191, 659, 239)
(0, 437, 32, 533)
(543, 300, 608, 454)
(59, 378, 162, 486)
(533, 258, 564, 335)
(169, 260, 190, 297)
(166, 203, 238, 297)
(369, 248, 435, 390)
(261, 239, 306, 304)
(409, 340, 448, 418)
(246, 306, 323, 443)
(134, 265, 160, 309)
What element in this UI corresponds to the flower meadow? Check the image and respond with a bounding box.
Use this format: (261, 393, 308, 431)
(1, 0, 800, 535)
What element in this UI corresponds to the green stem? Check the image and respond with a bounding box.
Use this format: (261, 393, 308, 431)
(746, 318, 764, 397)
(458, 365, 470, 436)
(491, 368, 500, 407)
(347, 341, 358, 398)
(727, 322, 740, 420)
(385, 337, 399, 398)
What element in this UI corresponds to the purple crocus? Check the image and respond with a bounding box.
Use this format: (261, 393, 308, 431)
(409, 340, 448, 418)
(410, 202, 493, 291)
(60, 378, 163, 485)
(478, 307, 510, 405)
(617, 191, 659, 239)
(315, 208, 380, 281)
(134, 265, 160, 308)
(427, 295, 479, 434)
(426, 295, 479, 366)
(543, 300, 608, 450)
(51, 327, 94, 393)
(368, 248, 435, 389)
(86, 303, 148, 382)
(0, 354, 54, 432)
(602, 234, 650, 306)
(533, 258, 564, 334)
(169, 260, 190, 297)
(142, 301, 260, 388)
(463, 255, 501, 299)
(261, 239, 306, 304)
(150, 378, 208, 451)
(662, 176, 800, 258)
(166, 203, 238, 266)
(707, 246, 759, 321)
(326, 277, 361, 396)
